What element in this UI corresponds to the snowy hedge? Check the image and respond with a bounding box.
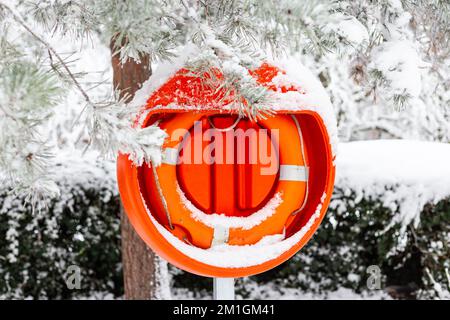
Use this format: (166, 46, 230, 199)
(0, 157, 122, 299)
(0, 141, 449, 299)
(174, 188, 449, 299)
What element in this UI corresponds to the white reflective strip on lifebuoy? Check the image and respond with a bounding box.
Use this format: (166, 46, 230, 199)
(162, 147, 179, 165)
(211, 226, 229, 247)
(279, 165, 309, 182)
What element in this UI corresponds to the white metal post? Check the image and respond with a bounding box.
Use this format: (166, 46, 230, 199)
(213, 277, 235, 300)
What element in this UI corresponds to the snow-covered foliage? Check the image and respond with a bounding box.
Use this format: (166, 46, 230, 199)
(0, 1, 168, 203)
(313, 0, 450, 142)
(0, 153, 121, 299)
(0, 24, 62, 206)
(334, 140, 450, 299)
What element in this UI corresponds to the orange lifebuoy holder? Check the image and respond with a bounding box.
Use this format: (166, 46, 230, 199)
(117, 59, 337, 277)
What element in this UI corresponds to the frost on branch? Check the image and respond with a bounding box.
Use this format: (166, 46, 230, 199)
(0, 53, 62, 207)
(23, 0, 344, 120)
(86, 97, 167, 167)
(368, 40, 422, 109)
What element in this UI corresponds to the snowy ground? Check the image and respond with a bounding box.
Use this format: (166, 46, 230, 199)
(84, 285, 392, 300)
(171, 284, 392, 300)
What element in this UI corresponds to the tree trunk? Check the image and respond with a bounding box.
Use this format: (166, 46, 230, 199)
(110, 42, 163, 300)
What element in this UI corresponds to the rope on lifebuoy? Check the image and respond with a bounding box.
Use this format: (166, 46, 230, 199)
(207, 115, 242, 132)
(290, 115, 309, 215)
(151, 161, 175, 230)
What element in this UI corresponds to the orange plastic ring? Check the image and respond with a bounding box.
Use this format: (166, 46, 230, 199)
(117, 110, 335, 277)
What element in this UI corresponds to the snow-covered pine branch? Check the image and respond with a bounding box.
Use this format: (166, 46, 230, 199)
(0, 0, 347, 204)
(0, 1, 169, 205)
(0, 20, 62, 208)
(322, 0, 450, 141)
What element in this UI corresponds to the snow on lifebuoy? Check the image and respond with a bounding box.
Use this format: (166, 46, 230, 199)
(142, 189, 326, 268)
(117, 46, 337, 276)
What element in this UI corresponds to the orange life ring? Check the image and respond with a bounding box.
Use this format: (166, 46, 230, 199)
(117, 61, 336, 277)
(152, 112, 308, 249)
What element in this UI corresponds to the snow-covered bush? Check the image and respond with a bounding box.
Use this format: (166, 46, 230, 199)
(0, 156, 121, 299)
(258, 189, 449, 300)
(1, 144, 448, 299)
(163, 191, 450, 300)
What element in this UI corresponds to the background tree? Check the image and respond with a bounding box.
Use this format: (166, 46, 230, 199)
(110, 40, 165, 299)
